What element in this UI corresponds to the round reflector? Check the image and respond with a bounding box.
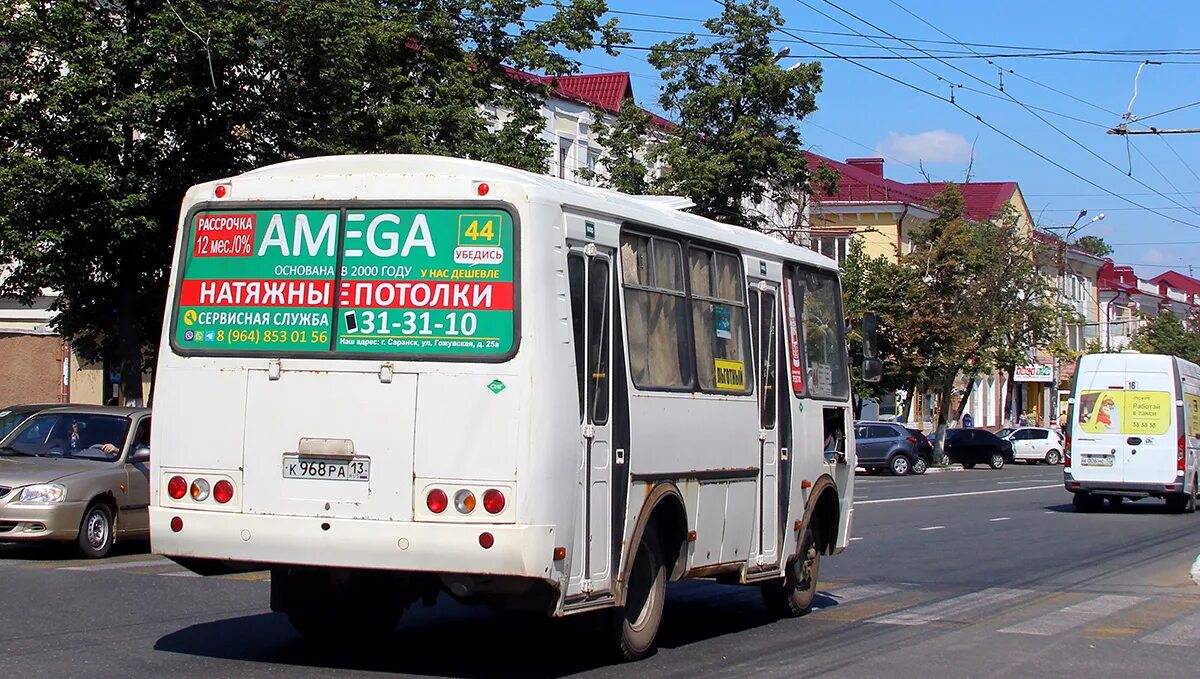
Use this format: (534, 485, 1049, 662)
(482, 489, 506, 514)
(477, 183, 489, 196)
(426, 489, 448, 514)
(190, 478, 211, 502)
(454, 489, 477, 514)
(213, 479, 234, 504)
(479, 532, 494, 549)
(167, 475, 187, 500)
(214, 184, 227, 198)
(170, 516, 184, 533)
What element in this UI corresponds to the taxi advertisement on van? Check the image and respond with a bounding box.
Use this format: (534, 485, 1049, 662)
(1076, 389, 1172, 436)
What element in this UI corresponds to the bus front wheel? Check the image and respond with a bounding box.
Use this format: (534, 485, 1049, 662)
(608, 527, 666, 661)
(761, 524, 821, 618)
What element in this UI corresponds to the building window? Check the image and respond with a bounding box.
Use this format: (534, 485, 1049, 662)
(809, 236, 849, 267)
(585, 149, 600, 186)
(557, 137, 572, 179)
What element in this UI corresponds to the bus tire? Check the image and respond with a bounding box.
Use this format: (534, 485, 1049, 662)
(761, 524, 821, 618)
(608, 528, 666, 661)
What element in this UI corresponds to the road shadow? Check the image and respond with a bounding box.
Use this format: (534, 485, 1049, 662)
(154, 580, 782, 677)
(0, 537, 150, 561)
(1044, 500, 1185, 515)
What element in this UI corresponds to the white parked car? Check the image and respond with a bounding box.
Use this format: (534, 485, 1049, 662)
(999, 427, 1064, 465)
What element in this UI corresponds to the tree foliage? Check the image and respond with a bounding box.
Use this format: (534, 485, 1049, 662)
(1130, 311, 1200, 363)
(0, 0, 626, 401)
(1073, 235, 1113, 259)
(640, 0, 822, 229)
(575, 99, 655, 194)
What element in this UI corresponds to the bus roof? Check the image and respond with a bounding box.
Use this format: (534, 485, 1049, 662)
(211, 154, 840, 273)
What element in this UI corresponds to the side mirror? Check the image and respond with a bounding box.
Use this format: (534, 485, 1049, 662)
(129, 446, 150, 464)
(862, 358, 883, 383)
(862, 311, 879, 359)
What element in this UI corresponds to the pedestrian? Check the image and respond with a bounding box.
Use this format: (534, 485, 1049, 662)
(962, 412, 973, 428)
(1018, 411, 1029, 427)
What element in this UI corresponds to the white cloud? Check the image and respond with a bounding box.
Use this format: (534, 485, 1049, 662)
(1142, 248, 1167, 264)
(877, 129, 974, 164)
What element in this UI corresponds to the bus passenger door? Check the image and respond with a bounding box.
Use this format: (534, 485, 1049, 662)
(749, 283, 780, 565)
(568, 246, 615, 596)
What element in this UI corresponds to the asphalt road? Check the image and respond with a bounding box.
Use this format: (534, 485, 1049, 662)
(3, 463, 1199, 678)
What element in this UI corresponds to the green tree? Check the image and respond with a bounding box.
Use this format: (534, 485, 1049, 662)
(575, 99, 656, 194)
(902, 187, 1063, 440)
(841, 238, 927, 418)
(644, 0, 823, 229)
(1073, 235, 1113, 258)
(1130, 311, 1200, 363)
(0, 0, 626, 403)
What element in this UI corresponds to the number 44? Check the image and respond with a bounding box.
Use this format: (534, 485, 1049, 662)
(464, 219, 495, 241)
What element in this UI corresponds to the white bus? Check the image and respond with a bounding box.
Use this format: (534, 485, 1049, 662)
(150, 155, 872, 660)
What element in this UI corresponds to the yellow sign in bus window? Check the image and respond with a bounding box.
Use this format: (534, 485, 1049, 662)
(714, 359, 746, 391)
(1077, 390, 1172, 436)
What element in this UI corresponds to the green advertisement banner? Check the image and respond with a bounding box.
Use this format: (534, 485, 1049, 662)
(174, 207, 515, 357)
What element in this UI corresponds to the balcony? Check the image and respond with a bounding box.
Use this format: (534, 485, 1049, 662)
(1166, 288, 1189, 302)
(1137, 280, 1159, 295)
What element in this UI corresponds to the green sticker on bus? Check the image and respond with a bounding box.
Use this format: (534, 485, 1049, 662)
(174, 208, 515, 358)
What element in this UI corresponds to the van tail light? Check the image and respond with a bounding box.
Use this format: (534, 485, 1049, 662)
(1064, 432, 1072, 468)
(1179, 434, 1187, 473)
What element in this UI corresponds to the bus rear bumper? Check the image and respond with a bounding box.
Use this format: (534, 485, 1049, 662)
(150, 508, 558, 580)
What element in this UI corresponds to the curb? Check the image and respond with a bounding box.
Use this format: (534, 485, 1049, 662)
(925, 464, 964, 474)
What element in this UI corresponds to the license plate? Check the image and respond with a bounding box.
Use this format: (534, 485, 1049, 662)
(1080, 455, 1114, 467)
(282, 455, 370, 481)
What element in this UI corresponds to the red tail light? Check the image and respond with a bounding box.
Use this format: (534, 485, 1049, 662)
(1179, 434, 1187, 472)
(426, 489, 448, 514)
(167, 475, 187, 500)
(213, 480, 234, 504)
(482, 489, 506, 514)
(1064, 432, 1072, 468)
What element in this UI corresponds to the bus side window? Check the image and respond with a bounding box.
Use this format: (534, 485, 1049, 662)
(568, 253, 587, 421)
(689, 247, 752, 394)
(621, 232, 692, 390)
(795, 267, 849, 399)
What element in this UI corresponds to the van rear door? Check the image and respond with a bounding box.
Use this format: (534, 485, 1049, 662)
(1073, 366, 1176, 485)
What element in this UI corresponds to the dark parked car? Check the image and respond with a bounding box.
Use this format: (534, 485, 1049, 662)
(854, 421, 920, 475)
(942, 428, 1014, 469)
(906, 428, 934, 475)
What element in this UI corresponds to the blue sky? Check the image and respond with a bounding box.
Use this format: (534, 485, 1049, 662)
(566, 0, 1200, 281)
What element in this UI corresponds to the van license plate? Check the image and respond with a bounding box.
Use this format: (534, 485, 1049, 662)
(282, 455, 370, 481)
(1080, 455, 1114, 467)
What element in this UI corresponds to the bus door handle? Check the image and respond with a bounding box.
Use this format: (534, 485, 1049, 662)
(615, 448, 625, 465)
(780, 447, 789, 461)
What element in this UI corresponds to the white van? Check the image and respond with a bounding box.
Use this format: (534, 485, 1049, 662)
(1065, 352, 1200, 512)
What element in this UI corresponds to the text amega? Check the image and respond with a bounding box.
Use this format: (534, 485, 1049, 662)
(257, 213, 438, 259)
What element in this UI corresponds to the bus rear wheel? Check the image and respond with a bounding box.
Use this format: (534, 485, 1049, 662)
(762, 524, 821, 618)
(608, 528, 666, 661)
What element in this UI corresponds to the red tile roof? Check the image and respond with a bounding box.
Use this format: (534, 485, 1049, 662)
(906, 181, 1019, 222)
(804, 152, 930, 206)
(1150, 270, 1200, 296)
(502, 67, 674, 130)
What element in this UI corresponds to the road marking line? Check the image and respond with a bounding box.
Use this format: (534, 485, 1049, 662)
(989, 517, 1011, 522)
(871, 588, 1033, 626)
(856, 484, 1061, 505)
(161, 571, 201, 578)
(919, 526, 945, 531)
(849, 537, 865, 542)
(60, 557, 172, 572)
(1141, 610, 1200, 646)
(999, 595, 1146, 636)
